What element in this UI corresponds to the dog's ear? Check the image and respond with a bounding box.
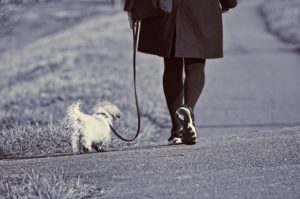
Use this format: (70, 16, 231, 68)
(106, 104, 122, 119)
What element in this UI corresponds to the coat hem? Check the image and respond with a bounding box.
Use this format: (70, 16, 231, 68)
(137, 49, 224, 59)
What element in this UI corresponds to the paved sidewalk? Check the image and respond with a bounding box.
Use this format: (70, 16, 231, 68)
(198, 0, 300, 137)
(1, 128, 299, 198)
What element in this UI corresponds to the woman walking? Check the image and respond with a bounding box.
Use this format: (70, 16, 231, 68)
(124, 0, 237, 145)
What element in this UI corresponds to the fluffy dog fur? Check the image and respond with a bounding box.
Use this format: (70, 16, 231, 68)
(64, 100, 121, 153)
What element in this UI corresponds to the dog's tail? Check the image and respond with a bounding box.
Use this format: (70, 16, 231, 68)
(63, 100, 86, 129)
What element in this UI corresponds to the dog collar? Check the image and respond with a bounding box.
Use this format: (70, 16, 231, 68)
(100, 113, 109, 119)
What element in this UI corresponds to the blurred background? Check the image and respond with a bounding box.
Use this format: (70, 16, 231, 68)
(0, 0, 299, 158)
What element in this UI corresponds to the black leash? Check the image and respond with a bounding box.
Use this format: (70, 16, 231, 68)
(109, 21, 141, 142)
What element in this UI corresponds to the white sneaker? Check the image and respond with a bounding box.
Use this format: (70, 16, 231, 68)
(168, 128, 183, 145)
(175, 105, 197, 145)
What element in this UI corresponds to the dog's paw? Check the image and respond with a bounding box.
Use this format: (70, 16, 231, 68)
(72, 148, 80, 154)
(95, 146, 106, 152)
(92, 144, 106, 152)
(82, 146, 90, 153)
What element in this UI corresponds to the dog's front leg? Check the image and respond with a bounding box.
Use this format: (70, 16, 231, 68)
(81, 136, 92, 153)
(71, 134, 80, 154)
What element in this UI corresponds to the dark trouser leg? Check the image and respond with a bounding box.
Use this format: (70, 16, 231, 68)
(183, 58, 206, 111)
(163, 57, 184, 131)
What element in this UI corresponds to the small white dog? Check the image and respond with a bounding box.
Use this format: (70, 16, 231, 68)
(64, 100, 121, 154)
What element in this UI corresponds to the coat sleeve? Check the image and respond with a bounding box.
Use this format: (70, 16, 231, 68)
(219, 0, 237, 9)
(124, 0, 136, 12)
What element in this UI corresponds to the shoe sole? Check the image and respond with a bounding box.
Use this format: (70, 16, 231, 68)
(175, 107, 197, 145)
(168, 129, 183, 145)
(168, 137, 183, 145)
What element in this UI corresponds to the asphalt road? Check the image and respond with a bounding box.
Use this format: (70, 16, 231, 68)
(0, 128, 299, 198)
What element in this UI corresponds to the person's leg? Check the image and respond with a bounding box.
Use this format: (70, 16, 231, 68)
(183, 58, 206, 111)
(174, 58, 206, 144)
(163, 56, 184, 131)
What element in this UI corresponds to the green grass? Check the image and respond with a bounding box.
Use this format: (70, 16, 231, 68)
(0, 171, 103, 198)
(0, 123, 72, 158)
(0, 10, 169, 159)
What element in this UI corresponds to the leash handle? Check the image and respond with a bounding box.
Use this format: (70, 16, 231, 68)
(109, 21, 141, 142)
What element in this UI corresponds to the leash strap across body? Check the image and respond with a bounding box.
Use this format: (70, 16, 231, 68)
(109, 21, 141, 142)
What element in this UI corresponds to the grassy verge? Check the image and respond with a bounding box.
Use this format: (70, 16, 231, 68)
(260, 0, 300, 49)
(0, 123, 71, 158)
(0, 6, 169, 159)
(0, 171, 103, 198)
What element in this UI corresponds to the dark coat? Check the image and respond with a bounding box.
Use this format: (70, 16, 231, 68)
(124, 0, 237, 59)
